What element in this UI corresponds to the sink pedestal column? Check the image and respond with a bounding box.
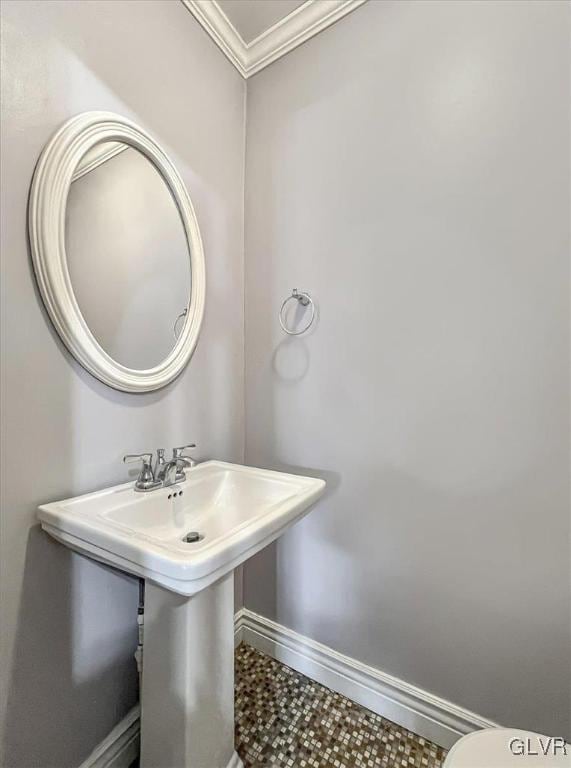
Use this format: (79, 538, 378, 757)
(140, 574, 243, 768)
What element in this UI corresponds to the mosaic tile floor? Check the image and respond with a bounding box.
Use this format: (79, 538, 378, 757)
(235, 644, 448, 768)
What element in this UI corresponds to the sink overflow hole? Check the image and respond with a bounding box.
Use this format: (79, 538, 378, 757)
(182, 531, 203, 544)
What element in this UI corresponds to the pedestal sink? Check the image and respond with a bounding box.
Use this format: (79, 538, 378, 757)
(38, 461, 325, 768)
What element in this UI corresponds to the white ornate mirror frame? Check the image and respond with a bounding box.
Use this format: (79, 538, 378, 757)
(28, 111, 205, 393)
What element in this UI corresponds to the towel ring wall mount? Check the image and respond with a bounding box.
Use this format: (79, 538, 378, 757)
(279, 289, 315, 336)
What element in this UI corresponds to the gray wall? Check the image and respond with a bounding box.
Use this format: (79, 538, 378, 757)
(243, 0, 570, 737)
(0, 1, 245, 766)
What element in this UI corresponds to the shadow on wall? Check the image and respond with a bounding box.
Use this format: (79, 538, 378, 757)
(3, 528, 138, 768)
(243, 463, 341, 623)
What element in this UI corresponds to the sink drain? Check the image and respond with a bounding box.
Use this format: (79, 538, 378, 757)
(182, 531, 203, 544)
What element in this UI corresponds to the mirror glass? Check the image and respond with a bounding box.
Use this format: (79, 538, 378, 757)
(65, 141, 191, 370)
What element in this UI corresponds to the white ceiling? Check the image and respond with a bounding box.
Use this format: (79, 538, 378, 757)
(216, 0, 306, 44)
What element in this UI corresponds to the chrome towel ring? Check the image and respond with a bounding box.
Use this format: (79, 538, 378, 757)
(279, 289, 315, 336)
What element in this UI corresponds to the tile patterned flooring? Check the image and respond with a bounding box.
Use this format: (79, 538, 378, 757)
(235, 644, 448, 768)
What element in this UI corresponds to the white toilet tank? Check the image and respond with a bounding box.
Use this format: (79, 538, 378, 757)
(443, 729, 570, 768)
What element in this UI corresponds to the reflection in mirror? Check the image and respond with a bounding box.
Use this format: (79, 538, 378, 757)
(65, 142, 191, 369)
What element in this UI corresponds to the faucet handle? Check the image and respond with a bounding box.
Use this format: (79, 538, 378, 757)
(123, 453, 160, 492)
(173, 444, 197, 482)
(123, 452, 153, 466)
(173, 443, 196, 457)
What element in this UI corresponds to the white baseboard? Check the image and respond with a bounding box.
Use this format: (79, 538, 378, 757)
(235, 608, 499, 750)
(79, 705, 140, 768)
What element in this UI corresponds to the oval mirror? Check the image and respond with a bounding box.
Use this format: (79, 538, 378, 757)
(29, 112, 205, 392)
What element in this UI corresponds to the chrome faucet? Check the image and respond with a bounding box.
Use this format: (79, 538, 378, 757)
(123, 444, 197, 492)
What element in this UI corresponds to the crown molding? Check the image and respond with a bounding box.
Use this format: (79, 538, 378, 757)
(182, 0, 367, 78)
(181, 0, 247, 77)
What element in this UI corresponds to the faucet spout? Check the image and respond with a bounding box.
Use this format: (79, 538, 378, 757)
(158, 457, 190, 488)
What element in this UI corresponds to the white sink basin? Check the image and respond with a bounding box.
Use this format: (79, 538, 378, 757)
(38, 460, 325, 596)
